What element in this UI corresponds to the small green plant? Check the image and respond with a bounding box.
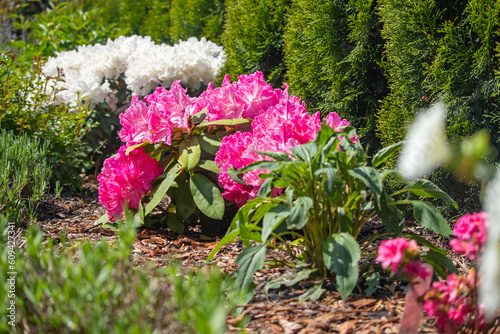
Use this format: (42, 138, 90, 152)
(209, 124, 457, 299)
(0, 216, 247, 333)
(0, 51, 95, 189)
(0, 129, 51, 225)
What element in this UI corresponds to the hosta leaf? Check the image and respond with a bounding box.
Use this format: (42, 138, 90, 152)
(348, 166, 383, 199)
(298, 283, 326, 303)
(235, 244, 267, 290)
(411, 201, 453, 237)
(262, 204, 290, 242)
(287, 197, 313, 230)
(264, 269, 314, 295)
(323, 233, 361, 300)
(421, 250, 458, 279)
(393, 179, 458, 209)
(372, 141, 403, 168)
(189, 173, 225, 220)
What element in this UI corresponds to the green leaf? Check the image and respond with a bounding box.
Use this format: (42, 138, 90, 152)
(411, 201, 453, 237)
(323, 233, 361, 300)
(199, 118, 251, 128)
(287, 197, 313, 230)
(348, 166, 383, 199)
(175, 180, 196, 221)
(240, 160, 292, 172)
(189, 174, 225, 220)
(125, 141, 150, 155)
(372, 142, 403, 168)
(264, 269, 314, 295)
(207, 228, 241, 260)
(197, 160, 221, 174)
(250, 149, 292, 161)
(262, 204, 290, 242)
(145, 164, 181, 215)
(191, 107, 208, 124)
(235, 244, 267, 290)
(166, 214, 184, 234)
(315, 123, 336, 146)
(298, 283, 326, 303)
(178, 136, 201, 171)
(403, 233, 447, 255)
(375, 193, 404, 233)
(227, 165, 247, 185)
(420, 250, 458, 279)
(316, 167, 341, 204)
(393, 179, 458, 209)
(198, 134, 221, 156)
(290, 142, 318, 161)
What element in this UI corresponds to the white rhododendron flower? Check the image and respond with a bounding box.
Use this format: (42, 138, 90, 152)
(42, 35, 225, 107)
(397, 102, 452, 181)
(480, 169, 500, 319)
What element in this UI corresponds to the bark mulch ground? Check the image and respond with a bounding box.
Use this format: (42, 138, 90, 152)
(31, 176, 496, 334)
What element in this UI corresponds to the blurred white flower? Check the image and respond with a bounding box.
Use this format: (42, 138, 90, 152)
(42, 35, 225, 107)
(480, 169, 500, 320)
(397, 102, 452, 181)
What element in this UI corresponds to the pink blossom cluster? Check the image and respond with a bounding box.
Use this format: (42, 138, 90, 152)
(376, 238, 432, 279)
(214, 86, 355, 206)
(98, 146, 163, 220)
(424, 271, 486, 333)
(449, 212, 488, 261)
(118, 71, 284, 146)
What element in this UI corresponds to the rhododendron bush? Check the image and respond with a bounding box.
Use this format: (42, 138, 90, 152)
(97, 71, 356, 231)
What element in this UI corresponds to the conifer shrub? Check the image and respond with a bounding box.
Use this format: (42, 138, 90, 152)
(221, 0, 289, 88)
(377, 0, 500, 152)
(284, 0, 387, 151)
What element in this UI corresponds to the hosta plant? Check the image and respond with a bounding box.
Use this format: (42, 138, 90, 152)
(209, 124, 458, 299)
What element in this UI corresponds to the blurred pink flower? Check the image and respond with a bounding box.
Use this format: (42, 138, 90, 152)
(98, 145, 163, 221)
(376, 238, 418, 273)
(450, 212, 488, 261)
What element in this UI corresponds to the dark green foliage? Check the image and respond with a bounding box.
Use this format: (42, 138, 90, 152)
(0, 129, 51, 225)
(377, 0, 500, 151)
(284, 0, 387, 152)
(221, 0, 289, 87)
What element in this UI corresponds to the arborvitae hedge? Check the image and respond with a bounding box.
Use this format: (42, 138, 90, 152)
(284, 0, 387, 150)
(220, 0, 289, 88)
(377, 0, 500, 152)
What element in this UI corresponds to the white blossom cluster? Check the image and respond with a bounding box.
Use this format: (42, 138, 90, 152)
(42, 35, 226, 107)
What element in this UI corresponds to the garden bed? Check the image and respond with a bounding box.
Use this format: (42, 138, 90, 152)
(30, 176, 481, 334)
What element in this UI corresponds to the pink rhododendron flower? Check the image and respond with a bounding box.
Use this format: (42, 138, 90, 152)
(376, 238, 419, 273)
(236, 71, 279, 119)
(146, 81, 192, 131)
(206, 74, 246, 121)
(325, 112, 358, 145)
(449, 212, 488, 260)
(98, 145, 163, 221)
(424, 270, 486, 333)
(403, 260, 432, 280)
(119, 95, 152, 145)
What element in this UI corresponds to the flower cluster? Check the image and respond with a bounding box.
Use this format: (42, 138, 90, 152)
(449, 212, 488, 261)
(42, 35, 225, 107)
(376, 238, 432, 280)
(424, 270, 486, 333)
(214, 84, 355, 206)
(98, 145, 163, 220)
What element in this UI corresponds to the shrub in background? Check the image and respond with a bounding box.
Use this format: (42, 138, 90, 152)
(284, 0, 387, 152)
(0, 130, 51, 225)
(221, 0, 289, 88)
(0, 52, 94, 189)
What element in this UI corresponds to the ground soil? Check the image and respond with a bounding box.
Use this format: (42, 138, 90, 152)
(31, 176, 498, 334)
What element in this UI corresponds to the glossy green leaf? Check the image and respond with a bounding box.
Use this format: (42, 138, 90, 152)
(166, 214, 184, 234)
(372, 141, 403, 168)
(393, 179, 458, 209)
(264, 269, 314, 295)
(175, 179, 196, 221)
(323, 233, 361, 300)
(178, 136, 201, 171)
(262, 204, 290, 242)
(287, 197, 313, 229)
(198, 134, 221, 156)
(235, 244, 267, 290)
(348, 166, 383, 199)
(227, 165, 247, 185)
(197, 160, 221, 174)
(145, 164, 181, 215)
(125, 141, 150, 155)
(191, 107, 208, 124)
(411, 201, 453, 237)
(199, 118, 251, 128)
(189, 173, 225, 220)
